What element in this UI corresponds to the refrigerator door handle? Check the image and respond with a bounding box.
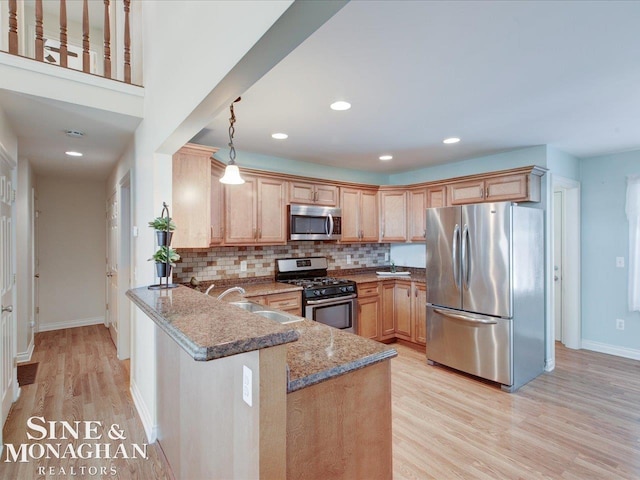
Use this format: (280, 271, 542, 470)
(434, 308, 497, 325)
(452, 224, 461, 290)
(461, 224, 470, 290)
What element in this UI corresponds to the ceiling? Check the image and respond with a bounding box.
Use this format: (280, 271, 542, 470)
(0, 90, 141, 180)
(192, 1, 640, 174)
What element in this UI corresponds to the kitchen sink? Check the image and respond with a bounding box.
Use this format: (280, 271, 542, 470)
(254, 310, 302, 324)
(230, 301, 303, 324)
(229, 301, 265, 313)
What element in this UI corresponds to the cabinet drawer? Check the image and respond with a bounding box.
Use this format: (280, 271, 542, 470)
(358, 283, 380, 297)
(265, 292, 302, 309)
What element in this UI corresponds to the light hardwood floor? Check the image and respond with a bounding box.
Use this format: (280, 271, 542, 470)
(0, 326, 171, 479)
(2, 326, 639, 479)
(393, 343, 640, 479)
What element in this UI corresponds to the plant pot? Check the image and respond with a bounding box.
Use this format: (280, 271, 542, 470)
(155, 262, 172, 278)
(156, 230, 173, 246)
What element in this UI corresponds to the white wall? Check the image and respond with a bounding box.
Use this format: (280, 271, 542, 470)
(16, 158, 34, 359)
(107, 0, 298, 442)
(36, 176, 106, 331)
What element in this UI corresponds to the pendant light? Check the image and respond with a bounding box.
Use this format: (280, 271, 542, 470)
(219, 97, 245, 185)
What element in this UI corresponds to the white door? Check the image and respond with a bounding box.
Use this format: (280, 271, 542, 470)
(32, 189, 39, 334)
(1, 160, 16, 433)
(106, 192, 118, 347)
(553, 190, 564, 342)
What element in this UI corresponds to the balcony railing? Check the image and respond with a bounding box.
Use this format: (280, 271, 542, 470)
(2, 0, 138, 85)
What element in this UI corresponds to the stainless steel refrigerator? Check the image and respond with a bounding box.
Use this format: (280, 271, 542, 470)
(426, 202, 544, 392)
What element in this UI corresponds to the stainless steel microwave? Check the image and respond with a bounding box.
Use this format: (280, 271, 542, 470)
(288, 204, 342, 241)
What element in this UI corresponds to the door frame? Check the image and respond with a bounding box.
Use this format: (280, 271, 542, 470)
(551, 175, 581, 353)
(117, 172, 132, 360)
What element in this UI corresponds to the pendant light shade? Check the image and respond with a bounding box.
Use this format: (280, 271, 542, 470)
(220, 97, 245, 185)
(219, 163, 244, 185)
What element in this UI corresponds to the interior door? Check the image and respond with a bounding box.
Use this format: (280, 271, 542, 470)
(426, 206, 461, 309)
(106, 192, 118, 347)
(1, 161, 16, 431)
(462, 203, 512, 318)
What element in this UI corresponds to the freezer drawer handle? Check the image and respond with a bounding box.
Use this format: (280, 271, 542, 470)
(434, 308, 497, 325)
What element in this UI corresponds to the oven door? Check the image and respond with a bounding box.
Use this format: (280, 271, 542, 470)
(305, 295, 357, 333)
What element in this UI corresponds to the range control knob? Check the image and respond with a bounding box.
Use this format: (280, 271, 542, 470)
(314, 290, 321, 296)
(340, 286, 348, 293)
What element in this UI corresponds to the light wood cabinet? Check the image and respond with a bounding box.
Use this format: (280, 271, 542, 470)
(341, 187, 379, 242)
(289, 181, 339, 207)
(427, 185, 447, 208)
(224, 174, 286, 245)
(252, 291, 302, 317)
(412, 282, 427, 345)
(379, 189, 407, 242)
(172, 144, 220, 248)
(394, 281, 412, 341)
(380, 281, 396, 340)
(408, 188, 427, 242)
(449, 170, 542, 205)
(357, 282, 381, 340)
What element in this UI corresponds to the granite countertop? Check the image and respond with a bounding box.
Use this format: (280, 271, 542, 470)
(126, 285, 299, 361)
(285, 319, 396, 392)
(127, 284, 397, 393)
(335, 271, 426, 283)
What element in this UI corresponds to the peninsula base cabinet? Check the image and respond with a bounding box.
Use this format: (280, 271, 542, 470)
(286, 361, 392, 480)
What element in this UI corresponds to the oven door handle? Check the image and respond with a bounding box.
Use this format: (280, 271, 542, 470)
(306, 294, 357, 305)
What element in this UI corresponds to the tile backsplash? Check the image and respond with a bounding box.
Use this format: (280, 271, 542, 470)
(174, 242, 390, 283)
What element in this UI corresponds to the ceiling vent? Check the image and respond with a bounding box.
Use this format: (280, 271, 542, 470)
(65, 130, 84, 138)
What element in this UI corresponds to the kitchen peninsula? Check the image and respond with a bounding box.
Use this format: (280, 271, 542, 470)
(127, 285, 396, 479)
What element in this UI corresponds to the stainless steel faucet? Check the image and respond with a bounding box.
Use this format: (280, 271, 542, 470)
(204, 284, 216, 295)
(214, 286, 246, 300)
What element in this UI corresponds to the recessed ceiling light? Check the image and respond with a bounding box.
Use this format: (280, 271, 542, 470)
(271, 133, 288, 140)
(379, 155, 393, 161)
(330, 101, 351, 111)
(443, 137, 461, 144)
(65, 151, 83, 157)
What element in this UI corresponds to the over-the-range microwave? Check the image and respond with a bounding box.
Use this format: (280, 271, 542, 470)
(288, 204, 342, 241)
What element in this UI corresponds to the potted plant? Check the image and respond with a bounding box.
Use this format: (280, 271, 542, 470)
(148, 216, 176, 246)
(149, 246, 181, 278)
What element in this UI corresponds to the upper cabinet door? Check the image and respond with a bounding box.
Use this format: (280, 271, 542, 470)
(485, 174, 528, 202)
(172, 144, 218, 248)
(257, 177, 286, 244)
(409, 188, 427, 242)
(289, 181, 338, 206)
(380, 190, 407, 242)
(449, 179, 485, 205)
(340, 188, 361, 242)
(360, 189, 379, 242)
(224, 175, 258, 244)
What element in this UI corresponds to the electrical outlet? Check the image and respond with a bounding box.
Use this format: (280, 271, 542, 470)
(240, 260, 247, 272)
(242, 365, 252, 407)
(346, 254, 352, 264)
(132, 226, 139, 237)
(616, 257, 625, 268)
(384, 252, 390, 262)
(616, 319, 625, 330)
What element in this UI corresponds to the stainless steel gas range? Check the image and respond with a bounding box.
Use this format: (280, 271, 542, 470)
(275, 257, 357, 333)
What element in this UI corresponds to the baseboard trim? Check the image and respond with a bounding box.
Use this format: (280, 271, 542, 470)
(130, 378, 157, 444)
(16, 341, 35, 363)
(37, 316, 104, 332)
(581, 340, 640, 361)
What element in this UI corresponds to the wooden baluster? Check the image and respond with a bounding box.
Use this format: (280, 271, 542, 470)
(59, 0, 68, 68)
(82, 0, 90, 73)
(103, 0, 111, 79)
(8, 0, 18, 55)
(124, 0, 131, 83)
(35, 0, 44, 61)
